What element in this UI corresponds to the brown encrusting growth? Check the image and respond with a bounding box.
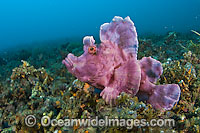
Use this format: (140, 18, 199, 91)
(0, 29, 199, 132)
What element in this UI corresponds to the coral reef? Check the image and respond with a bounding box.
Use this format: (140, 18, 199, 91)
(138, 32, 186, 61)
(158, 51, 200, 132)
(0, 29, 199, 132)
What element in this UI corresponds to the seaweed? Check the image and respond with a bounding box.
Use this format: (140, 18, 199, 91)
(0, 32, 200, 132)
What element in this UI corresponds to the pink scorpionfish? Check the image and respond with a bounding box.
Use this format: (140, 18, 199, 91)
(62, 16, 181, 110)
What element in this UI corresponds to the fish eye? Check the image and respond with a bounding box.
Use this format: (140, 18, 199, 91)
(88, 46, 97, 54)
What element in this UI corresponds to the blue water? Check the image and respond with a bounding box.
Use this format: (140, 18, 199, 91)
(0, 0, 200, 50)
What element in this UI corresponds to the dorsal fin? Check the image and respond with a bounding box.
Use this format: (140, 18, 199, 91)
(140, 57, 163, 83)
(100, 16, 138, 57)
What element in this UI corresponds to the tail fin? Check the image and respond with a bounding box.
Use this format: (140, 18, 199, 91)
(148, 84, 181, 110)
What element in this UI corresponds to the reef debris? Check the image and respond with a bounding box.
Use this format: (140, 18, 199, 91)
(0, 48, 199, 132)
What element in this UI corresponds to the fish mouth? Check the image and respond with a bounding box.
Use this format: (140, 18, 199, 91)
(62, 57, 73, 68)
(62, 53, 77, 69)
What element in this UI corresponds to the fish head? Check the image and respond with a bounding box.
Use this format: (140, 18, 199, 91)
(62, 36, 103, 83)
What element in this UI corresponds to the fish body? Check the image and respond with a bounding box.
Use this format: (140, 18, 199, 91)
(62, 16, 180, 110)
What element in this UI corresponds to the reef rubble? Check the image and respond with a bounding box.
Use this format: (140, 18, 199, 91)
(0, 30, 199, 132)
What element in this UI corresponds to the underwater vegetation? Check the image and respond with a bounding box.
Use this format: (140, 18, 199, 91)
(0, 30, 200, 132)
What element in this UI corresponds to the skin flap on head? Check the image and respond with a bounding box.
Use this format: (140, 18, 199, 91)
(83, 36, 96, 52)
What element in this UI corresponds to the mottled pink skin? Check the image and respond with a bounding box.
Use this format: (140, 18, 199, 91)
(62, 16, 181, 110)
